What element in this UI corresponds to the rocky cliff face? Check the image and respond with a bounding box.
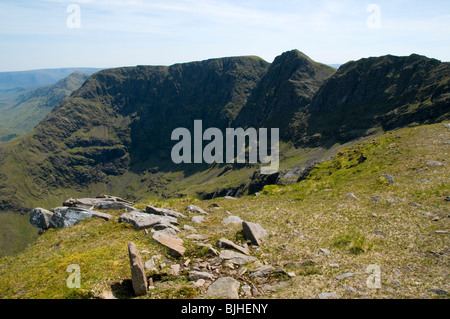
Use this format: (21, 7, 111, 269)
(0, 50, 448, 213)
(236, 50, 336, 140)
(301, 54, 450, 145)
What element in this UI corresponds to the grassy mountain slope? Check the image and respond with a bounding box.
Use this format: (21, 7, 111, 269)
(0, 122, 447, 299)
(0, 71, 90, 142)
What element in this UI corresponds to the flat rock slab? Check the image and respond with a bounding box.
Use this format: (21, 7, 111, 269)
(219, 249, 258, 265)
(185, 205, 208, 215)
(216, 238, 250, 255)
(146, 206, 186, 219)
(127, 242, 148, 296)
(94, 201, 136, 210)
(119, 212, 178, 230)
(191, 216, 206, 224)
(222, 216, 243, 225)
(205, 277, 240, 299)
(242, 221, 268, 246)
(188, 270, 214, 281)
(49, 207, 111, 228)
(426, 161, 445, 167)
(152, 228, 186, 257)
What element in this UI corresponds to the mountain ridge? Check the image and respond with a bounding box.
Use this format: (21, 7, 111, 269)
(0, 50, 449, 214)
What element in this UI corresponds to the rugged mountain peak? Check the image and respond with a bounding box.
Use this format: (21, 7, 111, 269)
(301, 53, 450, 145)
(235, 50, 336, 136)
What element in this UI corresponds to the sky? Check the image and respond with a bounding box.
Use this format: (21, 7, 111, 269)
(0, 0, 449, 72)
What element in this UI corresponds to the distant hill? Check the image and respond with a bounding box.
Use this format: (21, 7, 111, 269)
(0, 68, 101, 90)
(0, 71, 90, 142)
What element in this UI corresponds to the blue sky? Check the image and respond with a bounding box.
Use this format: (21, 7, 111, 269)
(0, 0, 449, 71)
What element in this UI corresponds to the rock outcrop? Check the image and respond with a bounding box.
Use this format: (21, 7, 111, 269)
(30, 205, 111, 230)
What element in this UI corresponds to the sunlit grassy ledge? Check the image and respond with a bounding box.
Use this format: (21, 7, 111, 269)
(0, 122, 448, 299)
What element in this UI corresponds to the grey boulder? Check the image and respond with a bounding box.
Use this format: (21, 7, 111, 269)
(30, 208, 54, 230)
(49, 207, 111, 229)
(242, 221, 268, 246)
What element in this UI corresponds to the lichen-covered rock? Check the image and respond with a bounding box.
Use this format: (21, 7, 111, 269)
(119, 212, 177, 230)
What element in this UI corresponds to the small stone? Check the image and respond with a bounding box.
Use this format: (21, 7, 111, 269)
(336, 272, 355, 280)
(183, 224, 197, 232)
(379, 174, 394, 185)
(207, 247, 220, 257)
(428, 251, 442, 258)
(426, 161, 445, 167)
(428, 288, 448, 296)
(287, 272, 296, 277)
(372, 213, 378, 218)
(320, 248, 331, 256)
(144, 256, 159, 272)
(250, 265, 275, 277)
(188, 270, 214, 281)
(216, 238, 250, 255)
(237, 267, 248, 277)
(193, 279, 206, 288)
(185, 205, 208, 215)
(191, 216, 206, 224)
(419, 179, 431, 184)
(241, 285, 252, 298)
(374, 230, 387, 237)
(318, 292, 339, 299)
(345, 193, 360, 201)
(169, 264, 181, 276)
(435, 230, 449, 235)
(329, 264, 340, 268)
(205, 277, 240, 299)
